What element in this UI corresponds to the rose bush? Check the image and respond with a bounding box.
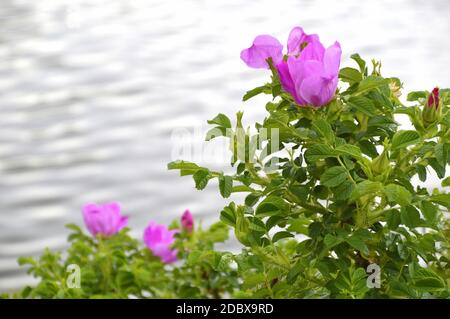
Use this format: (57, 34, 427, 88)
(5, 26, 449, 299)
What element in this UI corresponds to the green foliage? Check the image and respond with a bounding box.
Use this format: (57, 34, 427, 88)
(10, 222, 238, 299)
(169, 54, 450, 298)
(11, 54, 450, 299)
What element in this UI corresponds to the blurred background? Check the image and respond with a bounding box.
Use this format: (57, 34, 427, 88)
(0, 0, 449, 292)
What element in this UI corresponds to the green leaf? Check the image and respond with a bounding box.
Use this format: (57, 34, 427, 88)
(335, 267, 369, 298)
(346, 236, 369, 255)
(320, 166, 348, 187)
(256, 196, 288, 217)
(400, 206, 421, 228)
(332, 181, 354, 201)
(243, 85, 270, 101)
(416, 164, 427, 182)
(429, 158, 445, 179)
(413, 268, 446, 291)
(220, 203, 236, 226)
(355, 76, 390, 94)
(335, 144, 363, 160)
(219, 175, 233, 198)
(391, 130, 420, 150)
(434, 144, 447, 166)
(205, 127, 227, 141)
(384, 184, 412, 206)
(406, 91, 427, 101)
(350, 53, 366, 73)
(351, 180, 382, 201)
(442, 176, 450, 187)
(207, 113, 232, 128)
(312, 118, 335, 143)
(429, 193, 450, 207)
(248, 217, 266, 233)
(193, 169, 210, 190)
(272, 231, 294, 243)
(167, 160, 201, 175)
(386, 209, 401, 230)
(420, 201, 438, 225)
(348, 96, 378, 116)
(304, 144, 336, 162)
(339, 67, 362, 84)
(286, 262, 303, 284)
(324, 234, 343, 248)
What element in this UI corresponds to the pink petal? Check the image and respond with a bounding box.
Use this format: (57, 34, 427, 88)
(240, 35, 283, 69)
(299, 74, 338, 107)
(323, 41, 342, 77)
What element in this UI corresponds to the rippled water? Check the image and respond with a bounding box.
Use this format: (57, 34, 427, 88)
(0, 0, 449, 292)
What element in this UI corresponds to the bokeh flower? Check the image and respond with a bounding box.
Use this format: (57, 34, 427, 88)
(82, 202, 128, 237)
(143, 222, 178, 264)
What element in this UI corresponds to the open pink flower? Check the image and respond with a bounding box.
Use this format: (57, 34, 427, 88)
(181, 209, 194, 233)
(82, 202, 128, 237)
(143, 222, 178, 264)
(241, 26, 341, 107)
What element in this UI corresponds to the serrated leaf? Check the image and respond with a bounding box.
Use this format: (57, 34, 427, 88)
(420, 200, 438, 226)
(355, 76, 390, 94)
(351, 180, 382, 201)
(407, 91, 427, 101)
(255, 196, 288, 217)
(400, 206, 421, 228)
(243, 85, 270, 101)
(348, 96, 378, 116)
(312, 118, 335, 143)
(320, 166, 348, 187)
(384, 184, 412, 206)
(207, 113, 232, 128)
(391, 130, 420, 150)
(441, 176, 450, 187)
(193, 169, 210, 190)
(167, 160, 202, 176)
(339, 67, 362, 84)
(332, 181, 354, 201)
(335, 144, 363, 160)
(429, 193, 450, 207)
(219, 175, 233, 198)
(413, 268, 446, 291)
(272, 231, 294, 243)
(220, 203, 236, 226)
(386, 209, 401, 230)
(324, 234, 343, 248)
(304, 144, 336, 162)
(350, 53, 366, 73)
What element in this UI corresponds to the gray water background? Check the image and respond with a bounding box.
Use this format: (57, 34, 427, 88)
(0, 0, 449, 292)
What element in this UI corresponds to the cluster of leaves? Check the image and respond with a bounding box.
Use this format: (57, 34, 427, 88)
(5, 221, 238, 299)
(168, 54, 450, 298)
(6, 54, 449, 300)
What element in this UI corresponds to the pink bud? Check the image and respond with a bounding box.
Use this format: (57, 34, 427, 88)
(427, 87, 440, 109)
(181, 209, 194, 233)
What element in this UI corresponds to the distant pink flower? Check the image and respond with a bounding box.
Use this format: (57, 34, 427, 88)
(241, 26, 342, 107)
(82, 202, 128, 237)
(181, 209, 194, 233)
(143, 222, 178, 264)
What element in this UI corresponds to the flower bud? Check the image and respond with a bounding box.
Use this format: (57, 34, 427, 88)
(422, 87, 440, 126)
(181, 209, 194, 233)
(371, 150, 390, 176)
